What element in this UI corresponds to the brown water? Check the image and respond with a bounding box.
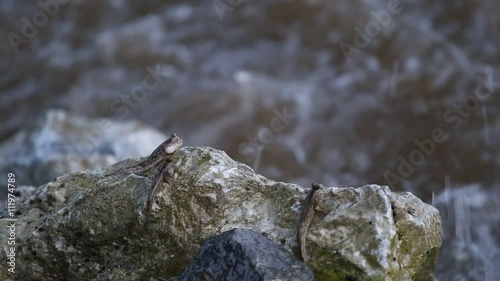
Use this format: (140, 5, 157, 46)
(1, 0, 499, 279)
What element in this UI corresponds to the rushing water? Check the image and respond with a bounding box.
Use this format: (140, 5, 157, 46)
(1, 0, 499, 279)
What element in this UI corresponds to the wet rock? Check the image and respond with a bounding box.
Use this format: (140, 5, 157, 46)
(178, 228, 313, 281)
(0, 145, 442, 281)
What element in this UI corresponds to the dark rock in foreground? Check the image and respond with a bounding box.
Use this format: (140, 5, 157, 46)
(178, 228, 313, 281)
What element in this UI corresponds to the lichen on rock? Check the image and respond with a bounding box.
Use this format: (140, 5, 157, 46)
(0, 145, 442, 281)
(308, 185, 442, 280)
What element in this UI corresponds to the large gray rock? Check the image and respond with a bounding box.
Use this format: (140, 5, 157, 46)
(0, 145, 442, 281)
(310, 184, 442, 280)
(178, 228, 314, 281)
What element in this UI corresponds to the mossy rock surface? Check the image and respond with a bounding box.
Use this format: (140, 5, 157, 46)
(0, 147, 441, 280)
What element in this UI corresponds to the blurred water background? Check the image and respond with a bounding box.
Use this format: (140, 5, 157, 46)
(1, 0, 499, 279)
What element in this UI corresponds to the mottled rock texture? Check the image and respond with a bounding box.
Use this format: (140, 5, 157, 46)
(0, 145, 441, 280)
